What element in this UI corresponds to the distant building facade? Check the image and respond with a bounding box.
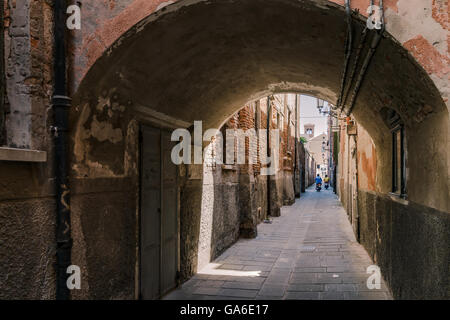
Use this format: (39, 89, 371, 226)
(304, 133, 329, 177)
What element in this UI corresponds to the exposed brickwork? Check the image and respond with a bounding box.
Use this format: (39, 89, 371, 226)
(0, 0, 56, 300)
(432, 0, 448, 31)
(226, 94, 297, 179)
(29, 0, 53, 151)
(403, 35, 450, 79)
(0, 0, 448, 301)
(70, 0, 448, 104)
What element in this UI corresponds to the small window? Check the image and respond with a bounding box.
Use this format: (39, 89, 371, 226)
(392, 126, 406, 196)
(286, 110, 291, 149)
(383, 108, 406, 196)
(277, 112, 282, 131)
(255, 101, 261, 131)
(221, 124, 235, 165)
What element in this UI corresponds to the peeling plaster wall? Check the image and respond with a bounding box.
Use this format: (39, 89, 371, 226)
(4, 0, 32, 148)
(69, 88, 139, 299)
(0, 0, 55, 299)
(357, 123, 377, 192)
(358, 190, 450, 299)
(197, 163, 240, 271)
(0, 0, 448, 300)
(2, 0, 52, 149)
(70, 178, 137, 300)
(339, 117, 450, 299)
(72, 0, 449, 109)
(332, 0, 449, 108)
(196, 101, 297, 272)
(72, 0, 448, 211)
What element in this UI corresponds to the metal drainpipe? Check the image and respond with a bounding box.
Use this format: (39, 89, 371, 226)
(266, 96, 272, 219)
(0, 0, 5, 145)
(337, 0, 353, 110)
(346, 0, 385, 116)
(353, 134, 360, 241)
(52, 0, 72, 300)
(347, 132, 351, 218)
(294, 94, 298, 197)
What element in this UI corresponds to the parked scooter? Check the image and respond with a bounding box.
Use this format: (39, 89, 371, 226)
(316, 183, 322, 192)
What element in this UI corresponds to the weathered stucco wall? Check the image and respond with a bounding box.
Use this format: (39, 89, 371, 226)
(72, 0, 448, 210)
(0, 0, 448, 300)
(71, 0, 449, 110)
(72, 0, 449, 215)
(67, 92, 299, 298)
(0, 0, 55, 299)
(196, 99, 297, 272)
(357, 123, 377, 192)
(70, 178, 138, 300)
(197, 164, 240, 271)
(358, 190, 450, 299)
(3, 0, 53, 150)
(0, 191, 56, 299)
(339, 116, 450, 299)
(69, 89, 140, 299)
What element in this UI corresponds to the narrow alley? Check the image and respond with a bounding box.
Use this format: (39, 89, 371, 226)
(165, 187, 392, 300)
(1, 0, 448, 302)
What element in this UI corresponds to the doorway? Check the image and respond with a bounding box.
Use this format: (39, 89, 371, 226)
(139, 125, 178, 300)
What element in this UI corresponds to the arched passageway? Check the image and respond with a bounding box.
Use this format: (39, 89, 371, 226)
(69, 0, 449, 300)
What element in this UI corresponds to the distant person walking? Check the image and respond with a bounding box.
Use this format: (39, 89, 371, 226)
(315, 174, 322, 186)
(315, 174, 323, 192)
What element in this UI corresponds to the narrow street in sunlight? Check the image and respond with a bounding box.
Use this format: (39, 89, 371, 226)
(165, 187, 392, 300)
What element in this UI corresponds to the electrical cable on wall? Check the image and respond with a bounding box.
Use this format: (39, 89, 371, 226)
(337, 0, 353, 111)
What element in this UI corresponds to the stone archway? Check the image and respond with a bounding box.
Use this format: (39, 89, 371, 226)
(68, 0, 449, 299)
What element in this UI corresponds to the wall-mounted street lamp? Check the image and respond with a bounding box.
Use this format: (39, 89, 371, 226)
(317, 98, 339, 118)
(317, 98, 325, 114)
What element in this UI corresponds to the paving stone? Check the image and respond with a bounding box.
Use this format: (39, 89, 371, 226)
(341, 273, 370, 284)
(222, 281, 264, 290)
(356, 283, 390, 292)
(320, 292, 346, 300)
(344, 291, 389, 300)
(217, 264, 245, 270)
(316, 248, 340, 252)
(192, 287, 221, 296)
(325, 284, 358, 292)
(164, 290, 195, 300)
(320, 257, 351, 267)
(204, 275, 237, 281)
(191, 274, 212, 280)
(285, 292, 320, 300)
(164, 188, 392, 300)
(242, 265, 272, 272)
(258, 284, 286, 297)
(196, 280, 225, 288)
(293, 267, 326, 273)
(181, 279, 202, 289)
(240, 260, 274, 267)
(326, 266, 366, 273)
(316, 273, 343, 284)
(290, 275, 318, 284)
(218, 288, 259, 298)
(295, 260, 321, 268)
(325, 252, 345, 256)
(287, 284, 325, 292)
(230, 276, 266, 284)
(264, 274, 291, 284)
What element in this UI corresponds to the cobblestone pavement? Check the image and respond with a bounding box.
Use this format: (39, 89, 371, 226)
(164, 187, 393, 300)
